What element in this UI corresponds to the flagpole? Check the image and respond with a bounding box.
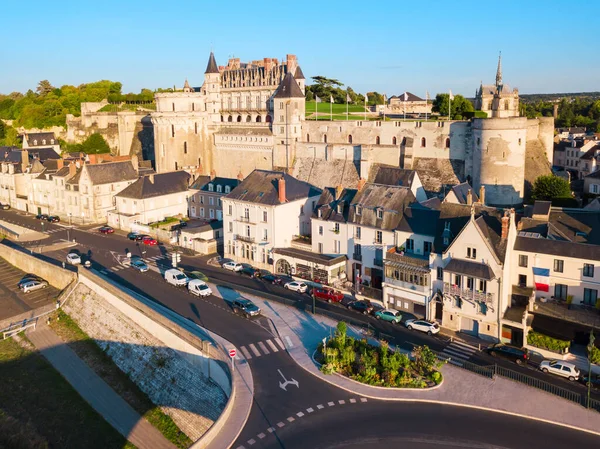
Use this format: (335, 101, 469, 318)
(346, 94, 349, 121)
(383, 95, 386, 121)
(425, 92, 428, 121)
(364, 94, 367, 121)
(330, 96, 333, 121)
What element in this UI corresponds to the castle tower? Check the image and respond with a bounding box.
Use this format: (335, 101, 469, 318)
(475, 53, 520, 119)
(294, 65, 306, 95)
(272, 72, 305, 171)
(204, 52, 221, 123)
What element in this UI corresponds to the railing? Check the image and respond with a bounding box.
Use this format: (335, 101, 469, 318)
(236, 216, 254, 224)
(352, 253, 362, 262)
(374, 259, 383, 267)
(443, 283, 494, 304)
(359, 285, 383, 301)
(235, 234, 255, 244)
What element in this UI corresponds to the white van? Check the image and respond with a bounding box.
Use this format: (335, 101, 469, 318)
(188, 279, 212, 297)
(164, 268, 189, 287)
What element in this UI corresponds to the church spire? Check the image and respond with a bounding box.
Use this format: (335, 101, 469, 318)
(495, 51, 502, 87)
(205, 52, 219, 74)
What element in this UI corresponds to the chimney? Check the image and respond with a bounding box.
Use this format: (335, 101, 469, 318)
(131, 154, 139, 174)
(210, 169, 217, 180)
(237, 170, 244, 181)
(56, 159, 64, 170)
(278, 176, 286, 203)
(20, 149, 29, 173)
(88, 154, 97, 165)
(148, 174, 155, 184)
(357, 177, 367, 190)
(479, 185, 485, 205)
(466, 188, 473, 206)
(501, 210, 509, 240)
(335, 184, 343, 200)
(68, 162, 77, 177)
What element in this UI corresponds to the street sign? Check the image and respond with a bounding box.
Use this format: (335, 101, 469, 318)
(229, 349, 236, 358)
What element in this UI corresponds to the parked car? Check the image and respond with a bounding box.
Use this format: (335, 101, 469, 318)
(486, 343, 529, 365)
(66, 253, 81, 265)
(241, 265, 259, 277)
(375, 309, 402, 324)
(21, 279, 48, 293)
(231, 298, 261, 317)
(188, 279, 212, 297)
(312, 287, 344, 303)
(222, 261, 243, 272)
(257, 269, 272, 278)
(178, 220, 187, 228)
(405, 319, 440, 335)
(0, 203, 10, 210)
(582, 374, 600, 389)
(284, 281, 308, 293)
(18, 274, 44, 289)
(35, 214, 48, 220)
(99, 226, 114, 234)
(142, 236, 158, 246)
(47, 216, 60, 223)
(164, 268, 189, 287)
(539, 360, 580, 381)
(127, 232, 141, 240)
(261, 274, 283, 285)
(130, 258, 149, 272)
(347, 300, 374, 314)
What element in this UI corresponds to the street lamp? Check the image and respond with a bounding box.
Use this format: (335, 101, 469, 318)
(588, 329, 595, 409)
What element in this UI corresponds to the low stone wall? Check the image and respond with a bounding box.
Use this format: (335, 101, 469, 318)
(0, 242, 76, 289)
(68, 275, 228, 441)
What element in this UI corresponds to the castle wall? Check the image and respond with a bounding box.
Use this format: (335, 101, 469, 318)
(536, 117, 555, 164)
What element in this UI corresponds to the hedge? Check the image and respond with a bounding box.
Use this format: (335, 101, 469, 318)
(527, 330, 570, 353)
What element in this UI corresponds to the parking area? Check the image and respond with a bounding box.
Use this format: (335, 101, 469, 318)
(0, 257, 60, 321)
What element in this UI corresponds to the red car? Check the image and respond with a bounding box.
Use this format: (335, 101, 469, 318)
(312, 287, 345, 303)
(142, 236, 158, 245)
(99, 226, 114, 234)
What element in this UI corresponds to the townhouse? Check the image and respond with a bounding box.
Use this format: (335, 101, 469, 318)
(189, 171, 239, 221)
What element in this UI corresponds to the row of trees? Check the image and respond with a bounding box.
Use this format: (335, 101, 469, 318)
(520, 97, 600, 131)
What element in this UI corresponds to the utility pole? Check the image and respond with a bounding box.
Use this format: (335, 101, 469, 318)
(588, 329, 595, 409)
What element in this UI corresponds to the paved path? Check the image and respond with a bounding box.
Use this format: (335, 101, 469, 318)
(28, 325, 176, 449)
(233, 288, 600, 437)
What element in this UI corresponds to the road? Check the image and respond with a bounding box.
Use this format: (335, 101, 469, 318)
(1, 208, 599, 448)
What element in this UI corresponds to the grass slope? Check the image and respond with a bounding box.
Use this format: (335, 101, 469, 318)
(306, 100, 367, 114)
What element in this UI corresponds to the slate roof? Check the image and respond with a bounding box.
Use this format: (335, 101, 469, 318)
(548, 210, 600, 245)
(53, 167, 71, 178)
(273, 72, 304, 99)
(585, 170, 600, 179)
(396, 204, 439, 237)
(580, 145, 599, 160)
(391, 92, 424, 102)
(29, 148, 60, 161)
(225, 169, 322, 205)
(0, 149, 25, 163)
(205, 52, 219, 74)
(347, 183, 416, 231)
(25, 132, 56, 146)
(117, 171, 190, 199)
(294, 65, 305, 80)
(272, 247, 347, 267)
(514, 236, 600, 262)
(444, 258, 496, 280)
(190, 176, 239, 192)
(420, 197, 441, 210)
(369, 165, 417, 188)
(313, 187, 358, 223)
(84, 161, 138, 185)
(66, 168, 82, 184)
(531, 200, 552, 218)
(448, 182, 478, 204)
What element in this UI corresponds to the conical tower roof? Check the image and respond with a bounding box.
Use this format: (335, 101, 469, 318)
(495, 52, 502, 87)
(294, 65, 305, 80)
(205, 52, 219, 74)
(274, 72, 304, 99)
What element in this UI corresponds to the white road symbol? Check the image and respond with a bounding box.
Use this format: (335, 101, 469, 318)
(277, 369, 299, 391)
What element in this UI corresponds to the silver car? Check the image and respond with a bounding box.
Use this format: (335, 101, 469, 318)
(21, 279, 48, 293)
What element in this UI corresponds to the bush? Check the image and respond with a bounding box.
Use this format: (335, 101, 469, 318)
(589, 345, 600, 365)
(527, 331, 570, 353)
(531, 175, 572, 201)
(551, 196, 579, 208)
(430, 371, 442, 385)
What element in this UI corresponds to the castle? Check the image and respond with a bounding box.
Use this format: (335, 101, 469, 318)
(150, 52, 553, 206)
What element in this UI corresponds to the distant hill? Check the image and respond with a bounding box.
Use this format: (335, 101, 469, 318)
(519, 92, 600, 103)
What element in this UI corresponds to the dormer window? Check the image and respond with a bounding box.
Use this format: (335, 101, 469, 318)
(33, 140, 38, 145)
(318, 209, 322, 218)
(216, 184, 222, 193)
(225, 185, 231, 193)
(208, 183, 214, 192)
(356, 205, 362, 215)
(376, 208, 383, 219)
(51, 139, 55, 144)
(337, 203, 342, 214)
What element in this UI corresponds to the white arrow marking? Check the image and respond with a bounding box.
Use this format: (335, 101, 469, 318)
(278, 369, 299, 391)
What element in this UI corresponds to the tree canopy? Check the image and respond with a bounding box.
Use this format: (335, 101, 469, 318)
(61, 133, 111, 154)
(520, 96, 600, 132)
(431, 93, 474, 119)
(531, 175, 572, 201)
(306, 76, 372, 105)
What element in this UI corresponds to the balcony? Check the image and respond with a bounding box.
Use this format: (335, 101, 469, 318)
(443, 283, 494, 304)
(292, 235, 312, 251)
(236, 216, 255, 224)
(352, 253, 362, 262)
(384, 278, 428, 293)
(235, 234, 255, 244)
(374, 258, 383, 267)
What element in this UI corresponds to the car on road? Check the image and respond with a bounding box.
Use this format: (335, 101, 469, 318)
(66, 253, 82, 265)
(99, 226, 114, 234)
(240, 265, 259, 278)
(164, 268, 189, 287)
(405, 319, 440, 335)
(261, 274, 283, 285)
(375, 309, 402, 323)
(284, 281, 308, 293)
(130, 258, 149, 272)
(127, 232, 141, 240)
(231, 298, 261, 317)
(0, 203, 10, 210)
(142, 236, 158, 246)
(187, 270, 209, 282)
(312, 287, 344, 303)
(21, 279, 48, 293)
(188, 279, 212, 297)
(222, 261, 243, 272)
(18, 274, 44, 289)
(582, 374, 600, 389)
(347, 300, 374, 314)
(36, 214, 49, 220)
(539, 360, 580, 381)
(47, 216, 60, 223)
(485, 343, 529, 365)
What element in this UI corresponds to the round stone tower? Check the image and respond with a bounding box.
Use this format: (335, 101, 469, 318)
(471, 117, 528, 206)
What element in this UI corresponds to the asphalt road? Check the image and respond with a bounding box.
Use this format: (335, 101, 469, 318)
(1, 209, 599, 448)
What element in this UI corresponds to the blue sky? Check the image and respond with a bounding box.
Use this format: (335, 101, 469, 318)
(1, 0, 598, 97)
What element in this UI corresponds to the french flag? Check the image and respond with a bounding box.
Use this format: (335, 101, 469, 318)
(533, 267, 550, 292)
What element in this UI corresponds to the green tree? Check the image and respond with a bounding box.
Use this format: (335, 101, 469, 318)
(366, 91, 384, 106)
(432, 93, 474, 118)
(531, 175, 572, 201)
(411, 346, 440, 376)
(0, 120, 5, 139)
(36, 80, 55, 96)
(309, 76, 344, 104)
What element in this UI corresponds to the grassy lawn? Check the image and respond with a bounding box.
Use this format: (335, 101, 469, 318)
(0, 336, 135, 449)
(98, 103, 156, 112)
(50, 310, 192, 449)
(150, 216, 181, 229)
(306, 100, 367, 114)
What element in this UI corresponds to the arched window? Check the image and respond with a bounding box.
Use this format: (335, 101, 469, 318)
(421, 137, 426, 147)
(220, 115, 224, 122)
(306, 134, 310, 142)
(324, 134, 328, 143)
(445, 138, 450, 149)
(237, 115, 242, 122)
(376, 136, 380, 145)
(348, 135, 353, 144)
(246, 115, 251, 122)
(256, 115, 262, 122)
(392, 136, 397, 145)
(183, 142, 187, 154)
(266, 115, 272, 123)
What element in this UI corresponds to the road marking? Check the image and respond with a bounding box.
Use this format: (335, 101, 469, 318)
(451, 340, 479, 352)
(110, 267, 120, 271)
(267, 427, 275, 433)
(287, 417, 295, 423)
(257, 341, 270, 354)
(277, 422, 285, 428)
(296, 411, 304, 417)
(266, 339, 278, 352)
(277, 369, 299, 391)
(257, 433, 266, 439)
(442, 348, 470, 359)
(317, 404, 324, 409)
(338, 400, 345, 405)
(235, 446, 245, 449)
(248, 343, 261, 357)
(240, 346, 252, 359)
(328, 401, 335, 407)
(349, 398, 356, 403)
(247, 439, 255, 445)
(275, 338, 285, 350)
(360, 398, 368, 402)
(284, 336, 293, 348)
(306, 407, 314, 413)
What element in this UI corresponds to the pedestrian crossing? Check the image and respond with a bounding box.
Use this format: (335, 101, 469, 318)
(44, 228, 62, 234)
(239, 337, 290, 360)
(439, 340, 478, 367)
(97, 254, 172, 275)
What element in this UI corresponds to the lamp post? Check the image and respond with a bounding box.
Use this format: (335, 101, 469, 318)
(588, 329, 595, 409)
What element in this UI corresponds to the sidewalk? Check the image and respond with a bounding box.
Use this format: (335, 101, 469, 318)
(28, 325, 176, 449)
(234, 289, 600, 437)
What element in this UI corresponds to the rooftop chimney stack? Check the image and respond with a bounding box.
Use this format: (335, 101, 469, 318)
(56, 159, 64, 170)
(466, 189, 473, 206)
(210, 169, 217, 180)
(148, 174, 155, 184)
(68, 162, 76, 177)
(278, 176, 286, 203)
(479, 185, 486, 205)
(357, 177, 367, 190)
(237, 170, 244, 182)
(501, 210, 509, 240)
